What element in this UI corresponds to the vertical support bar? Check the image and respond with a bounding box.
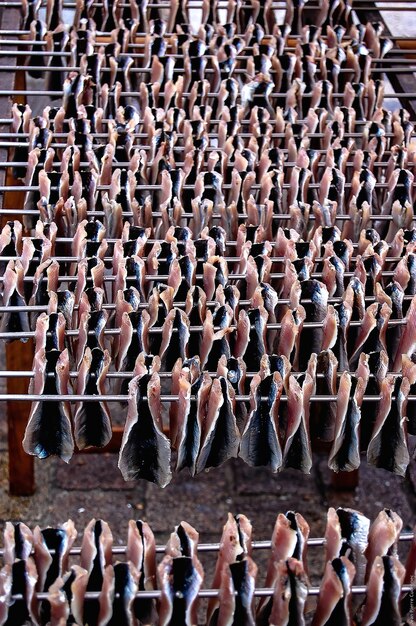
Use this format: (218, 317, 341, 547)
(0, 50, 35, 493)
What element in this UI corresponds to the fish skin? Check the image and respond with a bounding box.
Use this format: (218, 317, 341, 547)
(328, 372, 368, 473)
(361, 556, 405, 626)
(118, 371, 171, 487)
(4, 558, 39, 626)
(158, 554, 203, 626)
(367, 375, 410, 476)
(335, 507, 370, 585)
(277, 305, 306, 370)
(97, 562, 139, 626)
(268, 558, 309, 626)
(23, 349, 74, 463)
(313, 349, 338, 441)
(239, 372, 282, 472)
(3, 522, 33, 565)
(207, 513, 252, 626)
(393, 295, 416, 370)
(282, 367, 315, 474)
(297, 280, 328, 371)
(234, 306, 268, 372)
(215, 556, 257, 626)
(176, 372, 210, 477)
(74, 348, 112, 450)
(79, 519, 113, 626)
(257, 512, 309, 623)
(126, 519, 158, 625)
(159, 308, 190, 372)
(324, 508, 343, 563)
(365, 509, 403, 581)
(196, 376, 240, 473)
(311, 557, 356, 626)
(0, 260, 30, 341)
(349, 302, 391, 369)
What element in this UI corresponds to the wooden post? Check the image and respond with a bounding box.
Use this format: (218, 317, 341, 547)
(1, 65, 35, 495)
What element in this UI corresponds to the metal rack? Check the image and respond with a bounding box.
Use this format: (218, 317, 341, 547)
(0, 0, 416, 497)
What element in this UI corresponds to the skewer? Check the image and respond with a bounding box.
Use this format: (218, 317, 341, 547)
(0, 370, 412, 380)
(0, 210, 411, 221)
(0, 532, 412, 557)
(0, 255, 408, 264)
(0, 317, 409, 340)
(8, 584, 415, 601)
(0, 89, 413, 97)
(0, 268, 408, 281)
(0, 182, 412, 191)
(1, 393, 416, 401)
(2, 64, 416, 75)
(0, 292, 412, 310)
(2, 131, 413, 140)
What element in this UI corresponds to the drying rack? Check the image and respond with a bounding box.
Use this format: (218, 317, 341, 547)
(0, 517, 414, 611)
(0, 0, 415, 496)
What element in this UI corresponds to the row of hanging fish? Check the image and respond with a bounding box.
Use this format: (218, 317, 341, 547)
(23, 5, 393, 106)
(21, 345, 416, 481)
(12, 94, 416, 241)
(23, 0, 356, 37)
(3, 218, 416, 370)
(1, 506, 414, 625)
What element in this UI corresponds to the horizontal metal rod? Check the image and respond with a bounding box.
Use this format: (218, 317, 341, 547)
(0, 318, 408, 340)
(0, 370, 411, 380)
(0, 393, 415, 401)
(0, 532, 413, 558)
(3, 42, 416, 57)
(0, 161, 393, 169)
(0, 182, 410, 191)
(3, 64, 415, 75)
(1, 210, 409, 222)
(3, 131, 413, 140)
(0, 269, 404, 281)
(0, 143, 399, 155)
(0, 90, 411, 98)
(9, 584, 415, 601)
(0, 255, 405, 264)
(0, 292, 411, 310)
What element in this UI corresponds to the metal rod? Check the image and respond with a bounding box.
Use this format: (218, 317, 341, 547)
(0, 90, 412, 98)
(0, 370, 411, 380)
(0, 182, 411, 192)
(1, 393, 415, 401)
(2, 131, 413, 140)
(9, 583, 415, 601)
(0, 316, 410, 340)
(2, 64, 416, 75)
(0, 293, 412, 310)
(0, 210, 409, 221)
(0, 255, 406, 264)
(0, 161, 395, 169)
(0, 532, 413, 558)
(0, 268, 406, 281)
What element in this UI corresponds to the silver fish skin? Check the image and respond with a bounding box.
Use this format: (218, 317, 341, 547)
(126, 519, 158, 625)
(361, 556, 405, 626)
(367, 375, 410, 476)
(196, 376, 240, 473)
(239, 372, 282, 472)
(268, 558, 309, 626)
(22, 348, 74, 463)
(118, 371, 172, 487)
(74, 348, 112, 450)
(215, 556, 257, 626)
(207, 513, 252, 626)
(311, 557, 356, 626)
(328, 372, 368, 473)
